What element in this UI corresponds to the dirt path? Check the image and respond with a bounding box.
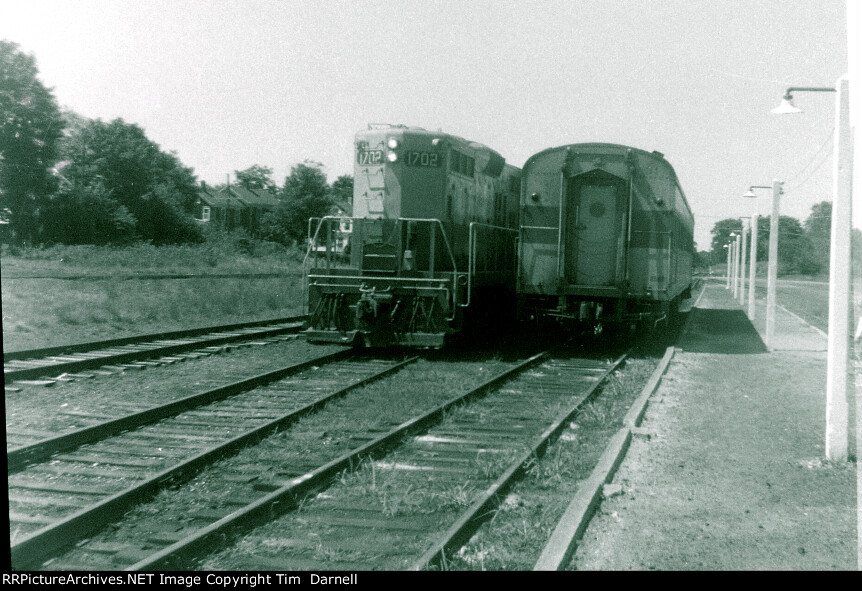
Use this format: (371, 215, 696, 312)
(573, 283, 857, 570)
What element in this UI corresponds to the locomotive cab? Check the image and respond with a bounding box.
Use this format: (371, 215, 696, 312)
(304, 125, 520, 348)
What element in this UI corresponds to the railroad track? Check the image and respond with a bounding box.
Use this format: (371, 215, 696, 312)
(3, 315, 308, 385)
(9, 350, 414, 570)
(19, 346, 627, 571)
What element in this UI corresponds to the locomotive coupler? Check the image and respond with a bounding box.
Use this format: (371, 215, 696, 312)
(355, 284, 393, 331)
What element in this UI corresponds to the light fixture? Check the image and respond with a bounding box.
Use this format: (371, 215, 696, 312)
(743, 184, 772, 200)
(771, 93, 802, 114)
(771, 86, 835, 115)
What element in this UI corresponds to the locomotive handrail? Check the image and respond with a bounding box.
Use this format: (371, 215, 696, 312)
(305, 216, 461, 321)
(397, 217, 460, 320)
(463, 222, 519, 309)
(303, 216, 351, 313)
(307, 276, 451, 286)
(520, 225, 558, 230)
(302, 217, 325, 314)
(558, 169, 566, 282)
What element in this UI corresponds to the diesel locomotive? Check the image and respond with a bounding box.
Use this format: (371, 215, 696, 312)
(304, 125, 521, 347)
(517, 143, 694, 333)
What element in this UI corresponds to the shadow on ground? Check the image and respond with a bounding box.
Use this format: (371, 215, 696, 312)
(676, 308, 768, 354)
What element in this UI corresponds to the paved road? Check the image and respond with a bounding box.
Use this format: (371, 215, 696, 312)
(706, 276, 829, 331)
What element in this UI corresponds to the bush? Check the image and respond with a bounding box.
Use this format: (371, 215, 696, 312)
(40, 182, 136, 245)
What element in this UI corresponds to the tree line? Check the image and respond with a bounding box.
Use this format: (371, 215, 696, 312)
(0, 40, 347, 247)
(5, 40, 857, 271)
(706, 201, 862, 277)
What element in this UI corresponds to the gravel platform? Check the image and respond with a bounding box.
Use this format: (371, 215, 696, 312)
(573, 282, 857, 570)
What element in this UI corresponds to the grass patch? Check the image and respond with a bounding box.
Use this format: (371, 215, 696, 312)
(2, 241, 308, 350)
(443, 358, 657, 570)
(1, 239, 303, 277)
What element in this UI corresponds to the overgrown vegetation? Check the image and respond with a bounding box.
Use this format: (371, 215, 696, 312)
(1, 239, 306, 350)
(707, 203, 862, 277)
(0, 40, 65, 244)
(447, 358, 656, 570)
(1, 231, 303, 275)
(0, 41, 352, 249)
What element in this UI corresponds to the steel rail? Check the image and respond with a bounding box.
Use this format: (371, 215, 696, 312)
(4, 318, 307, 382)
(410, 351, 629, 571)
(7, 349, 352, 472)
(4, 315, 308, 361)
(124, 349, 552, 571)
(10, 353, 417, 570)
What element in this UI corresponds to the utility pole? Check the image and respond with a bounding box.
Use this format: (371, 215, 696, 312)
(733, 233, 741, 298)
(825, 75, 852, 462)
(765, 180, 782, 350)
(748, 214, 759, 320)
(725, 243, 732, 289)
(739, 220, 748, 305)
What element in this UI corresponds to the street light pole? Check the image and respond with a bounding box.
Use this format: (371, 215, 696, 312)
(733, 233, 741, 298)
(739, 219, 748, 306)
(771, 77, 853, 462)
(765, 180, 782, 350)
(748, 214, 759, 320)
(825, 75, 852, 462)
(744, 185, 770, 321)
(724, 243, 731, 288)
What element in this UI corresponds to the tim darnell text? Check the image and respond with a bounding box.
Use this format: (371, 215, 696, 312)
(3, 573, 358, 587)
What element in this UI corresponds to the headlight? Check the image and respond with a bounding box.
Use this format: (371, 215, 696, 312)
(387, 151, 398, 162)
(387, 138, 399, 149)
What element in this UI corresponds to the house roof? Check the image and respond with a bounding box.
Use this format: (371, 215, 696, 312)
(197, 185, 280, 209)
(331, 201, 351, 214)
(228, 186, 280, 208)
(197, 186, 242, 209)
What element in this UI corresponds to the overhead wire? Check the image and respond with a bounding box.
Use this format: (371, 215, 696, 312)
(784, 126, 835, 191)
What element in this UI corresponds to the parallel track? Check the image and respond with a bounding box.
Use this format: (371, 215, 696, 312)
(26, 347, 627, 571)
(411, 353, 627, 570)
(10, 351, 414, 570)
(4, 316, 308, 384)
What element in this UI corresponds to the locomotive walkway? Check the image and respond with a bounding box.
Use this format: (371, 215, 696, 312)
(573, 281, 857, 570)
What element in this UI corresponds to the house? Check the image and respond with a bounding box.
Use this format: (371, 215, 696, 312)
(194, 184, 280, 236)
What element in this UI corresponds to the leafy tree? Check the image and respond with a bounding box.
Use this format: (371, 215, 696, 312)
(262, 161, 333, 245)
(56, 117, 202, 243)
(135, 183, 204, 244)
(0, 40, 65, 243)
(804, 201, 831, 272)
(40, 177, 135, 244)
(780, 235, 820, 275)
(715, 215, 820, 276)
(709, 218, 744, 259)
(694, 250, 712, 271)
(281, 160, 329, 202)
(757, 216, 818, 275)
(235, 164, 277, 194)
(330, 174, 353, 209)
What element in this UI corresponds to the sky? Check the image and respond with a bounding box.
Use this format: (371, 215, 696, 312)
(0, 0, 851, 250)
